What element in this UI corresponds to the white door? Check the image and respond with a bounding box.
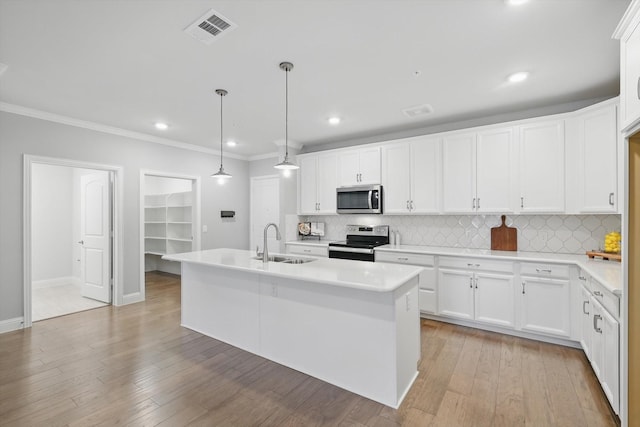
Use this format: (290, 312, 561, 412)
(476, 127, 514, 213)
(357, 147, 381, 185)
(298, 156, 318, 215)
(250, 176, 280, 254)
(520, 276, 571, 337)
(80, 172, 111, 303)
(316, 153, 338, 214)
(411, 137, 441, 214)
(437, 269, 474, 320)
(442, 132, 476, 213)
(474, 272, 515, 328)
(337, 150, 360, 186)
(381, 143, 411, 213)
(580, 285, 592, 359)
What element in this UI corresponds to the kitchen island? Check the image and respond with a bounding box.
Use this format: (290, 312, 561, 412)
(162, 248, 423, 408)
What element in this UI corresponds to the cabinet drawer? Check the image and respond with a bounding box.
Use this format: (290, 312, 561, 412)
(592, 279, 620, 320)
(577, 269, 593, 293)
(419, 289, 436, 314)
(375, 251, 435, 266)
(285, 244, 327, 257)
(439, 256, 513, 273)
(520, 262, 570, 279)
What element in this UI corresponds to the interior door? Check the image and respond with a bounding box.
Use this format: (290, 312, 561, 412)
(80, 172, 111, 303)
(250, 176, 280, 253)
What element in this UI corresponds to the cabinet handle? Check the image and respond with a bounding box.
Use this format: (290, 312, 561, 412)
(535, 268, 552, 274)
(303, 249, 311, 253)
(637, 76, 640, 100)
(521, 197, 524, 208)
(578, 276, 587, 281)
(477, 198, 480, 210)
(474, 278, 478, 289)
(472, 198, 476, 209)
(467, 263, 474, 267)
(406, 200, 410, 210)
(582, 300, 589, 315)
(469, 277, 474, 289)
(593, 290, 603, 297)
(78, 240, 84, 245)
(522, 281, 526, 294)
(593, 314, 602, 333)
(397, 257, 409, 261)
(410, 200, 414, 210)
(609, 192, 614, 206)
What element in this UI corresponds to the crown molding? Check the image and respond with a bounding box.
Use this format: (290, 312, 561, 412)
(613, 0, 640, 39)
(272, 138, 304, 150)
(0, 102, 249, 161)
(248, 152, 279, 161)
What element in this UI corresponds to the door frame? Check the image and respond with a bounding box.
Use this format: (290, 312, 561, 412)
(23, 154, 123, 328)
(139, 170, 201, 301)
(250, 174, 280, 252)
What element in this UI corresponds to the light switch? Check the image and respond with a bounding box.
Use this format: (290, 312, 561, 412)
(202, 225, 208, 233)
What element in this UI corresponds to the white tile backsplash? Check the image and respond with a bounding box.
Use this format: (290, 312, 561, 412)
(299, 214, 621, 254)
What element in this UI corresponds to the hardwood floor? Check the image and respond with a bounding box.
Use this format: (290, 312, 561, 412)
(0, 272, 619, 426)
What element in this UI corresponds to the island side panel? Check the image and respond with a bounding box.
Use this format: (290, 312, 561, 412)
(181, 262, 260, 354)
(258, 273, 419, 408)
(394, 276, 421, 404)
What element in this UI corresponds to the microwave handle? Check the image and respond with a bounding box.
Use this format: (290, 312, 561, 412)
(368, 190, 373, 209)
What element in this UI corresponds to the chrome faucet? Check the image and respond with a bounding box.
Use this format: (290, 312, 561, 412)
(262, 223, 281, 262)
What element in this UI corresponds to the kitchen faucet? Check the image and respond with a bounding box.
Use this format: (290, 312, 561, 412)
(262, 223, 281, 262)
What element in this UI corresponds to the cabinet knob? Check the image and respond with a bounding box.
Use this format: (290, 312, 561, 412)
(609, 192, 614, 206)
(593, 290, 603, 297)
(477, 198, 480, 210)
(78, 240, 84, 245)
(521, 197, 524, 208)
(522, 281, 526, 294)
(472, 198, 476, 209)
(469, 277, 473, 289)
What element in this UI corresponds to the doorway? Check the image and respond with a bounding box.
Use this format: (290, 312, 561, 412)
(250, 175, 280, 254)
(23, 155, 123, 327)
(140, 171, 200, 299)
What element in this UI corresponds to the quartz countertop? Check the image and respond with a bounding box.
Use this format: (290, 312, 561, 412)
(285, 240, 333, 247)
(163, 248, 422, 293)
(376, 244, 622, 295)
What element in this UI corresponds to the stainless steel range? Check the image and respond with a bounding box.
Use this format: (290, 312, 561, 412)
(328, 225, 389, 262)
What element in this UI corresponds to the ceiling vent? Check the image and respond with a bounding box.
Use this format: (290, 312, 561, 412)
(184, 9, 237, 45)
(402, 104, 434, 118)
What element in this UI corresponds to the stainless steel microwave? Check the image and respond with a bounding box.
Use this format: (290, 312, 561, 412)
(336, 185, 383, 214)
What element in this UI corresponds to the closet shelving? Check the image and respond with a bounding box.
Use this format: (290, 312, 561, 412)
(144, 191, 193, 256)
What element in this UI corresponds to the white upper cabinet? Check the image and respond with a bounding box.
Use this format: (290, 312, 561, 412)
(298, 152, 338, 215)
(442, 132, 476, 213)
(442, 127, 515, 213)
(518, 120, 565, 213)
(577, 103, 618, 213)
(381, 137, 440, 214)
(338, 147, 381, 186)
(615, 0, 640, 132)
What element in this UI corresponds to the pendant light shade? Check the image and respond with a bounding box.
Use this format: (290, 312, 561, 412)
(211, 89, 232, 179)
(274, 61, 299, 171)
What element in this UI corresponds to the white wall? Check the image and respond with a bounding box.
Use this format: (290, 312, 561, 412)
(0, 111, 250, 323)
(145, 175, 192, 195)
(31, 163, 74, 282)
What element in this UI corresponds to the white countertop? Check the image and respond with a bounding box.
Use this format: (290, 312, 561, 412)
(163, 248, 423, 293)
(285, 240, 332, 247)
(376, 244, 622, 295)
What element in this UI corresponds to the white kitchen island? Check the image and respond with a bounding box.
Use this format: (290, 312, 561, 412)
(162, 248, 423, 408)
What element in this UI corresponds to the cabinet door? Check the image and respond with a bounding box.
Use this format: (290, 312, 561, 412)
(474, 272, 514, 328)
(476, 127, 514, 213)
(520, 276, 571, 337)
(590, 298, 605, 380)
(298, 156, 318, 215)
(591, 300, 620, 413)
(381, 143, 411, 213)
(519, 121, 565, 213)
(620, 15, 640, 130)
(438, 269, 474, 320)
(410, 137, 441, 213)
(338, 150, 360, 186)
(580, 285, 592, 359)
(442, 133, 476, 213)
(316, 153, 338, 214)
(358, 147, 381, 185)
(578, 105, 618, 213)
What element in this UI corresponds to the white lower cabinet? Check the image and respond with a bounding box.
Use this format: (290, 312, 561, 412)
(520, 275, 571, 338)
(285, 243, 328, 257)
(578, 280, 620, 414)
(438, 263, 514, 328)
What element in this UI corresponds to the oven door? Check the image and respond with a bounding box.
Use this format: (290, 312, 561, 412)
(336, 185, 382, 214)
(328, 246, 375, 262)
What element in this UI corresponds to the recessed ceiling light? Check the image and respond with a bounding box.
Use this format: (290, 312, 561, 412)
(154, 122, 169, 130)
(507, 71, 529, 83)
(226, 140, 237, 147)
(328, 117, 341, 125)
(506, 0, 528, 5)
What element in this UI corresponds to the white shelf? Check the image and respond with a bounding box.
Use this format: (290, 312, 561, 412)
(145, 251, 166, 256)
(167, 237, 192, 242)
(145, 236, 166, 240)
(144, 191, 194, 255)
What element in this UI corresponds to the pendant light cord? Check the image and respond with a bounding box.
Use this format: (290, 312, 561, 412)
(285, 66, 289, 158)
(219, 92, 224, 168)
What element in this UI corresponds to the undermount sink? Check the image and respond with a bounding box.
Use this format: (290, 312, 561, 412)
(252, 255, 316, 264)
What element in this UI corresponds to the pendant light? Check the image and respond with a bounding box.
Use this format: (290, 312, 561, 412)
(211, 89, 232, 179)
(274, 62, 299, 170)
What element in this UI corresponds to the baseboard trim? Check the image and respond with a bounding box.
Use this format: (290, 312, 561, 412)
(32, 276, 80, 289)
(0, 317, 24, 334)
(122, 292, 143, 305)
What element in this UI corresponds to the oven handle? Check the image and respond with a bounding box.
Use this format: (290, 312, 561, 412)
(329, 246, 375, 255)
(368, 190, 373, 210)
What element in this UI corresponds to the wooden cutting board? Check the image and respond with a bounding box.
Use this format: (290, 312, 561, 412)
(491, 215, 517, 251)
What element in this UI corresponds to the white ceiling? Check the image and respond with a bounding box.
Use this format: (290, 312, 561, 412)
(0, 0, 630, 158)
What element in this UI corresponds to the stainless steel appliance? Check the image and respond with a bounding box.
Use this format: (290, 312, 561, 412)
(336, 185, 382, 214)
(328, 225, 389, 262)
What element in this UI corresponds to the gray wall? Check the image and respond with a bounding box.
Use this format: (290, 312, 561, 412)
(0, 111, 250, 322)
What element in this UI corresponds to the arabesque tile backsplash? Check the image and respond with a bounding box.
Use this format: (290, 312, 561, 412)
(299, 214, 622, 254)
